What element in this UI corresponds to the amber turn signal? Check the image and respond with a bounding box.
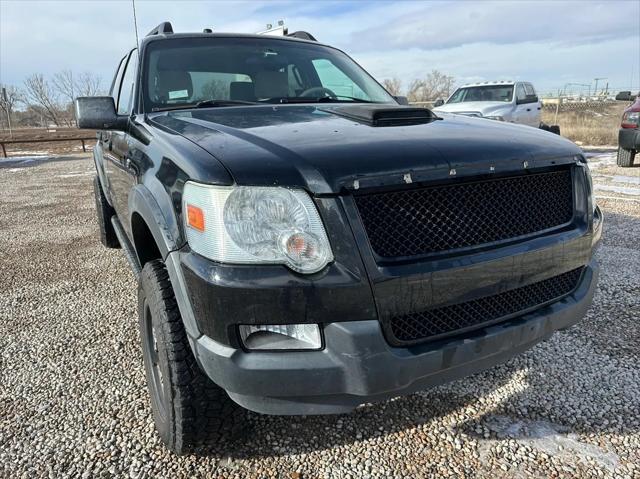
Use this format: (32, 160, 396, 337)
(186, 204, 205, 232)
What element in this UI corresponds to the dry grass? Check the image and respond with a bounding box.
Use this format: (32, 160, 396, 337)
(542, 103, 625, 146)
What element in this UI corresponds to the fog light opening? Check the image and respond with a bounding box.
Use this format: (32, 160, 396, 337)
(239, 324, 322, 351)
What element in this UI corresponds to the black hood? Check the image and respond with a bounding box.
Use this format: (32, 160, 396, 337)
(151, 104, 581, 194)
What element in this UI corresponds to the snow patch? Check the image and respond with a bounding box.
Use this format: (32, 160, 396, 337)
(484, 415, 619, 472)
(595, 184, 640, 196)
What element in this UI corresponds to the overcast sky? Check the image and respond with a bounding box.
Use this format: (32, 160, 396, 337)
(1, 0, 639, 95)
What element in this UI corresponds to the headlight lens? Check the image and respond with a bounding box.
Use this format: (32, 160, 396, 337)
(577, 158, 598, 221)
(484, 115, 505, 121)
(183, 183, 333, 273)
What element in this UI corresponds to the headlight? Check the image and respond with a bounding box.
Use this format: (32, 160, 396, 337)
(182, 183, 333, 274)
(577, 157, 598, 222)
(484, 115, 505, 121)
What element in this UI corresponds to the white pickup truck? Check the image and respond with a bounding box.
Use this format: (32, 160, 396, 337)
(433, 81, 553, 130)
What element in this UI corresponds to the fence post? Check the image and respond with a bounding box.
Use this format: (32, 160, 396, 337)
(81, 140, 86, 152)
(1, 142, 6, 158)
(554, 97, 561, 125)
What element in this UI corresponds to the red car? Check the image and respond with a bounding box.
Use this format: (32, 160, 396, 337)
(616, 91, 640, 167)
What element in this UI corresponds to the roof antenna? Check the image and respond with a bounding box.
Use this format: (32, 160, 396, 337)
(131, 0, 140, 48)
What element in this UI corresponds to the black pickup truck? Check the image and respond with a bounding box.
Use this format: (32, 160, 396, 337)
(76, 22, 602, 454)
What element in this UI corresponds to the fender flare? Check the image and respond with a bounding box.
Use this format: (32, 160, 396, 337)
(128, 184, 181, 260)
(128, 185, 202, 340)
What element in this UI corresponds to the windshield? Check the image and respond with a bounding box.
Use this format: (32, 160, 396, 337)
(447, 85, 513, 104)
(143, 37, 395, 111)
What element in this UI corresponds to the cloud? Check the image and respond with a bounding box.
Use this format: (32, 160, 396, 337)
(350, 0, 639, 51)
(354, 36, 638, 93)
(1, 0, 638, 95)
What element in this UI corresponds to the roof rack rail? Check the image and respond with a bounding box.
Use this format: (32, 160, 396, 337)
(287, 31, 317, 41)
(146, 22, 174, 37)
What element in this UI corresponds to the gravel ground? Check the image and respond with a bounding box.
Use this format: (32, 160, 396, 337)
(1, 151, 639, 479)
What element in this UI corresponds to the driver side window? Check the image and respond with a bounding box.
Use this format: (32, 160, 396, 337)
(516, 84, 527, 102)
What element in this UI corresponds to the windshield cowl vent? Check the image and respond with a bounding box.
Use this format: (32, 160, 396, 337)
(322, 105, 440, 127)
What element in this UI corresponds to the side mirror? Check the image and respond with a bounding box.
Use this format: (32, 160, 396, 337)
(394, 96, 409, 105)
(615, 91, 635, 101)
(433, 98, 445, 107)
(75, 96, 128, 130)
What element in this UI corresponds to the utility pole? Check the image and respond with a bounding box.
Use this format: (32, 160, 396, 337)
(1, 87, 12, 138)
(593, 78, 607, 97)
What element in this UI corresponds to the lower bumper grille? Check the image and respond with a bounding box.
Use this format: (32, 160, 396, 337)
(388, 267, 584, 345)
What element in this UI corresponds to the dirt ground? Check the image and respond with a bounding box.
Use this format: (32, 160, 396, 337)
(0, 148, 638, 478)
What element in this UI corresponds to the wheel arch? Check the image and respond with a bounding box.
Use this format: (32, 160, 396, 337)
(128, 185, 182, 267)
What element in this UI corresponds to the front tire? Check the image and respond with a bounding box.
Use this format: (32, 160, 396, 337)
(138, 260, 244, 454)
(617, 146, 636, 167)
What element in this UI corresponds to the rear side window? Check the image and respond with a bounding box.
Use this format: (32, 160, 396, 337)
(524, 83, 536, 96)
(117, 50, 138, 115)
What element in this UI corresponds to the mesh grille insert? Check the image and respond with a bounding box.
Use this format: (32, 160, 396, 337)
(355, 169, 574, 258)
(388, 267, 583, 345)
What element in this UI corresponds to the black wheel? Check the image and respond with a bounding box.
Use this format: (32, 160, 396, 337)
(138, 260, 244, 454)
(93, 176, 120, 248)
(617, 146, 636, 167)
(549, 125, 561, 135)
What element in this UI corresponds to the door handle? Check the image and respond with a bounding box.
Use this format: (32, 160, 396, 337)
(526, 108, 531, 111)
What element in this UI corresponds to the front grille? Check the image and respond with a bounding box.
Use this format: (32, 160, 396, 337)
(355, 169, 574, 258)
(387, 267, 583, 345)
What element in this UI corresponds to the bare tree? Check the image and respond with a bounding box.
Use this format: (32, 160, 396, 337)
(0, 84, 24, 132)
(51, 71, 103, 126)
(24, 74, 63, 126)
(52, 70, 76, 103)
(407, 70, 455, 102)
(382, 78, 402, 96)
(407, 79, 426, 102)
(52, 70, 77, 125)
(75, 72, 103, 97)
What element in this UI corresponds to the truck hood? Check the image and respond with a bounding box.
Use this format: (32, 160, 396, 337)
(433, 101, 512, 117)
(151, 104, 580, 194)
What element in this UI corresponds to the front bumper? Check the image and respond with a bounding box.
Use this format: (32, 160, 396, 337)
(190, 260, 598, 415)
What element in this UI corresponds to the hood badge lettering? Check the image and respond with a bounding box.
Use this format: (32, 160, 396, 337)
(403, 173, 413, 184)
(353, 179, 360, 190)
(449, 168, 457, 176)
(523, 161, 529, 169)
(490, 166, 495, 172)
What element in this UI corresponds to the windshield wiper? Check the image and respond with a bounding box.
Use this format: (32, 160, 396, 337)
(152, 99, 257, 112)
(316, 96, 378, 103)
(260, 96, 379, 104)
(194, 99, 258, 108)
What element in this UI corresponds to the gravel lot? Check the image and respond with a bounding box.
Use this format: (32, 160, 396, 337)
(1, 149, 639, 478)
